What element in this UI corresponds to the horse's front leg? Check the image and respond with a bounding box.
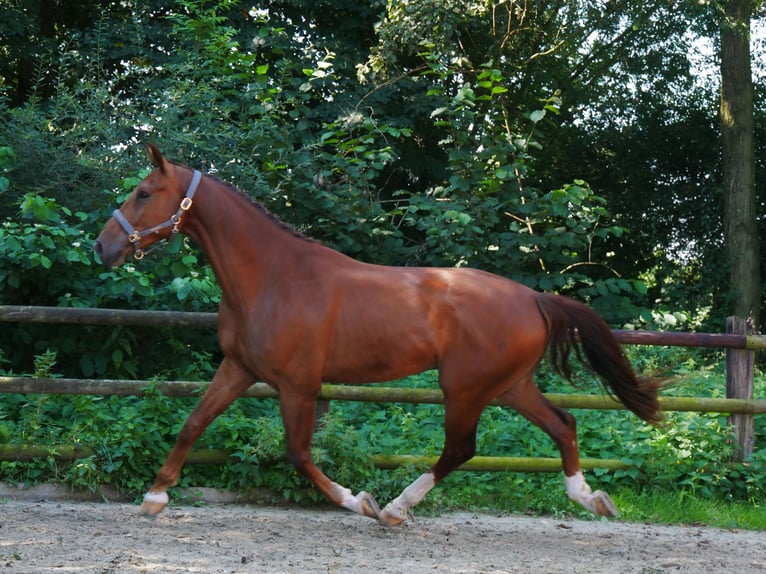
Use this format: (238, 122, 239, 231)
(140, 357, 254, 515)
(278, 390, 381, 520)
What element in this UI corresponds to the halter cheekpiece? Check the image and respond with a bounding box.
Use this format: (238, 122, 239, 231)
(112, 170, 202, 260)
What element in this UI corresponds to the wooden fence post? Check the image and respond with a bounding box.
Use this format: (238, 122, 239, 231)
(726, 316, 755, 461)
(314, 399, 330, 432)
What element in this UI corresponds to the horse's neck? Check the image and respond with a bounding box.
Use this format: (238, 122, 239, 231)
(183, 178, 305, 299)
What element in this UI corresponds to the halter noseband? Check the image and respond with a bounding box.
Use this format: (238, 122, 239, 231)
(112, 170, 202, 260)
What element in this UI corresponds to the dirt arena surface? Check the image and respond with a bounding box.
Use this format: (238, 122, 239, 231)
(0, 499, 764, 573)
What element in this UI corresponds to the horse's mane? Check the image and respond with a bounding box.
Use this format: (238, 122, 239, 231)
(172, 161, 315, 244)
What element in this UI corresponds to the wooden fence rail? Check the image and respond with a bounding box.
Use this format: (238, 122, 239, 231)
(3, 305, 766, 349)
(0, 305, 218, 328)
(1, 377, 764, 473)
(0, 444, 630, 474)
(1, 377, 765, 414)
(0, 305, 763, 468)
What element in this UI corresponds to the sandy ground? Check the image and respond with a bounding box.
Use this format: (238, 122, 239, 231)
(0, 497, 764, 574)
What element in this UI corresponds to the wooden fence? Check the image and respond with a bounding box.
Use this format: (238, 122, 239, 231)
(0, 305, 764, 472)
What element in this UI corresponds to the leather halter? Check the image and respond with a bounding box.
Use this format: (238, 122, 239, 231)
(112, 170, 202, 260)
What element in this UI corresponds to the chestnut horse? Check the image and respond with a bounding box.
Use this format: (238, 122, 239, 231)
(95, 145, 662, 526)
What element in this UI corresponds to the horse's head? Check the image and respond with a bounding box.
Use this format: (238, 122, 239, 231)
(95, 145, 200, 266)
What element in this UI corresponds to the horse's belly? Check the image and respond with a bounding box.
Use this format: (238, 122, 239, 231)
(322, 330, 438, 384)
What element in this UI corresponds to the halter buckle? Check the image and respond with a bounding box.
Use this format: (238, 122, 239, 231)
(180, 197, 193, 211)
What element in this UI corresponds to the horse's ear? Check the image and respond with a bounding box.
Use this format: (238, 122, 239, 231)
(146, 144, 168, 174)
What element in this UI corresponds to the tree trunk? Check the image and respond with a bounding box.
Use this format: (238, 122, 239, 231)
(720, 0, 761, 328)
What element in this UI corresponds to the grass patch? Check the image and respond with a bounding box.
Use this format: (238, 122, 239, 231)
(411, 472, 766, 530)
(613, 488, 766, 530)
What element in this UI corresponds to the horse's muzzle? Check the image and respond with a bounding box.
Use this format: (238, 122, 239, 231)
(94, 233, 128, 267)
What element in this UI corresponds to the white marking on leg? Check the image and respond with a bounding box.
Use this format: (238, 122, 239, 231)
(139, 490, 170, 515)
(333, 483, 363, 514)
(564, 471, 618, 517)
(565, 471, 592, 506)
(380, 472, 436, 525)
(143, 490, 169, 506)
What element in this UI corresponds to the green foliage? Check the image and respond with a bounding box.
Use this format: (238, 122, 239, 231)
(0, 0, 760, 329)
(0, 146, 14, 195)
(0, 0, 667, 324)
(0, 189, 220, 379)
(1, 194, 96, 305)
(613, 489, 766, 530)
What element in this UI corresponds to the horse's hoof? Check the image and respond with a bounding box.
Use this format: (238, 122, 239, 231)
(358, 491, 381, 520)
(590, 490, 619, 517)
(378, 503, 407, 527)
(139, 491, 169, 516)
(378, 511, 406, 527)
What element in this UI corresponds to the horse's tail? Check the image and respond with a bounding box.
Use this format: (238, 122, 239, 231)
(536, 292, 663, 425)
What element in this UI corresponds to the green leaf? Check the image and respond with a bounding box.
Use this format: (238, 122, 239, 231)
(494, 167, 513, 180)
(177, 280, 193, 301)
(79, 356, 95, 377)
(538, 276, 554, 290)
(529, 109, 546, 123)
(112, 349, 123, 369)
(4, 236, 22, 253)
(0, 146, 16, 171)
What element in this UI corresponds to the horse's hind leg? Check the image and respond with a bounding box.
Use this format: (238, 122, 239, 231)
(497, 377, 618, 517)
(379, 398, 485, 526)
(277, 389, 381, 520)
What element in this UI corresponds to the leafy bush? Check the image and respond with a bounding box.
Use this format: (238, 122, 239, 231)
(0, 0, 658, 324)
(0, 188, 220, 379)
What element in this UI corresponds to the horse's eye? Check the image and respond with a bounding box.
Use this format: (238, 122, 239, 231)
(138, 189, 150, 200)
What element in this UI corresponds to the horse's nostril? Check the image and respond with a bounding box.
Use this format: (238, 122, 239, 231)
(94, 240, 103, 255)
